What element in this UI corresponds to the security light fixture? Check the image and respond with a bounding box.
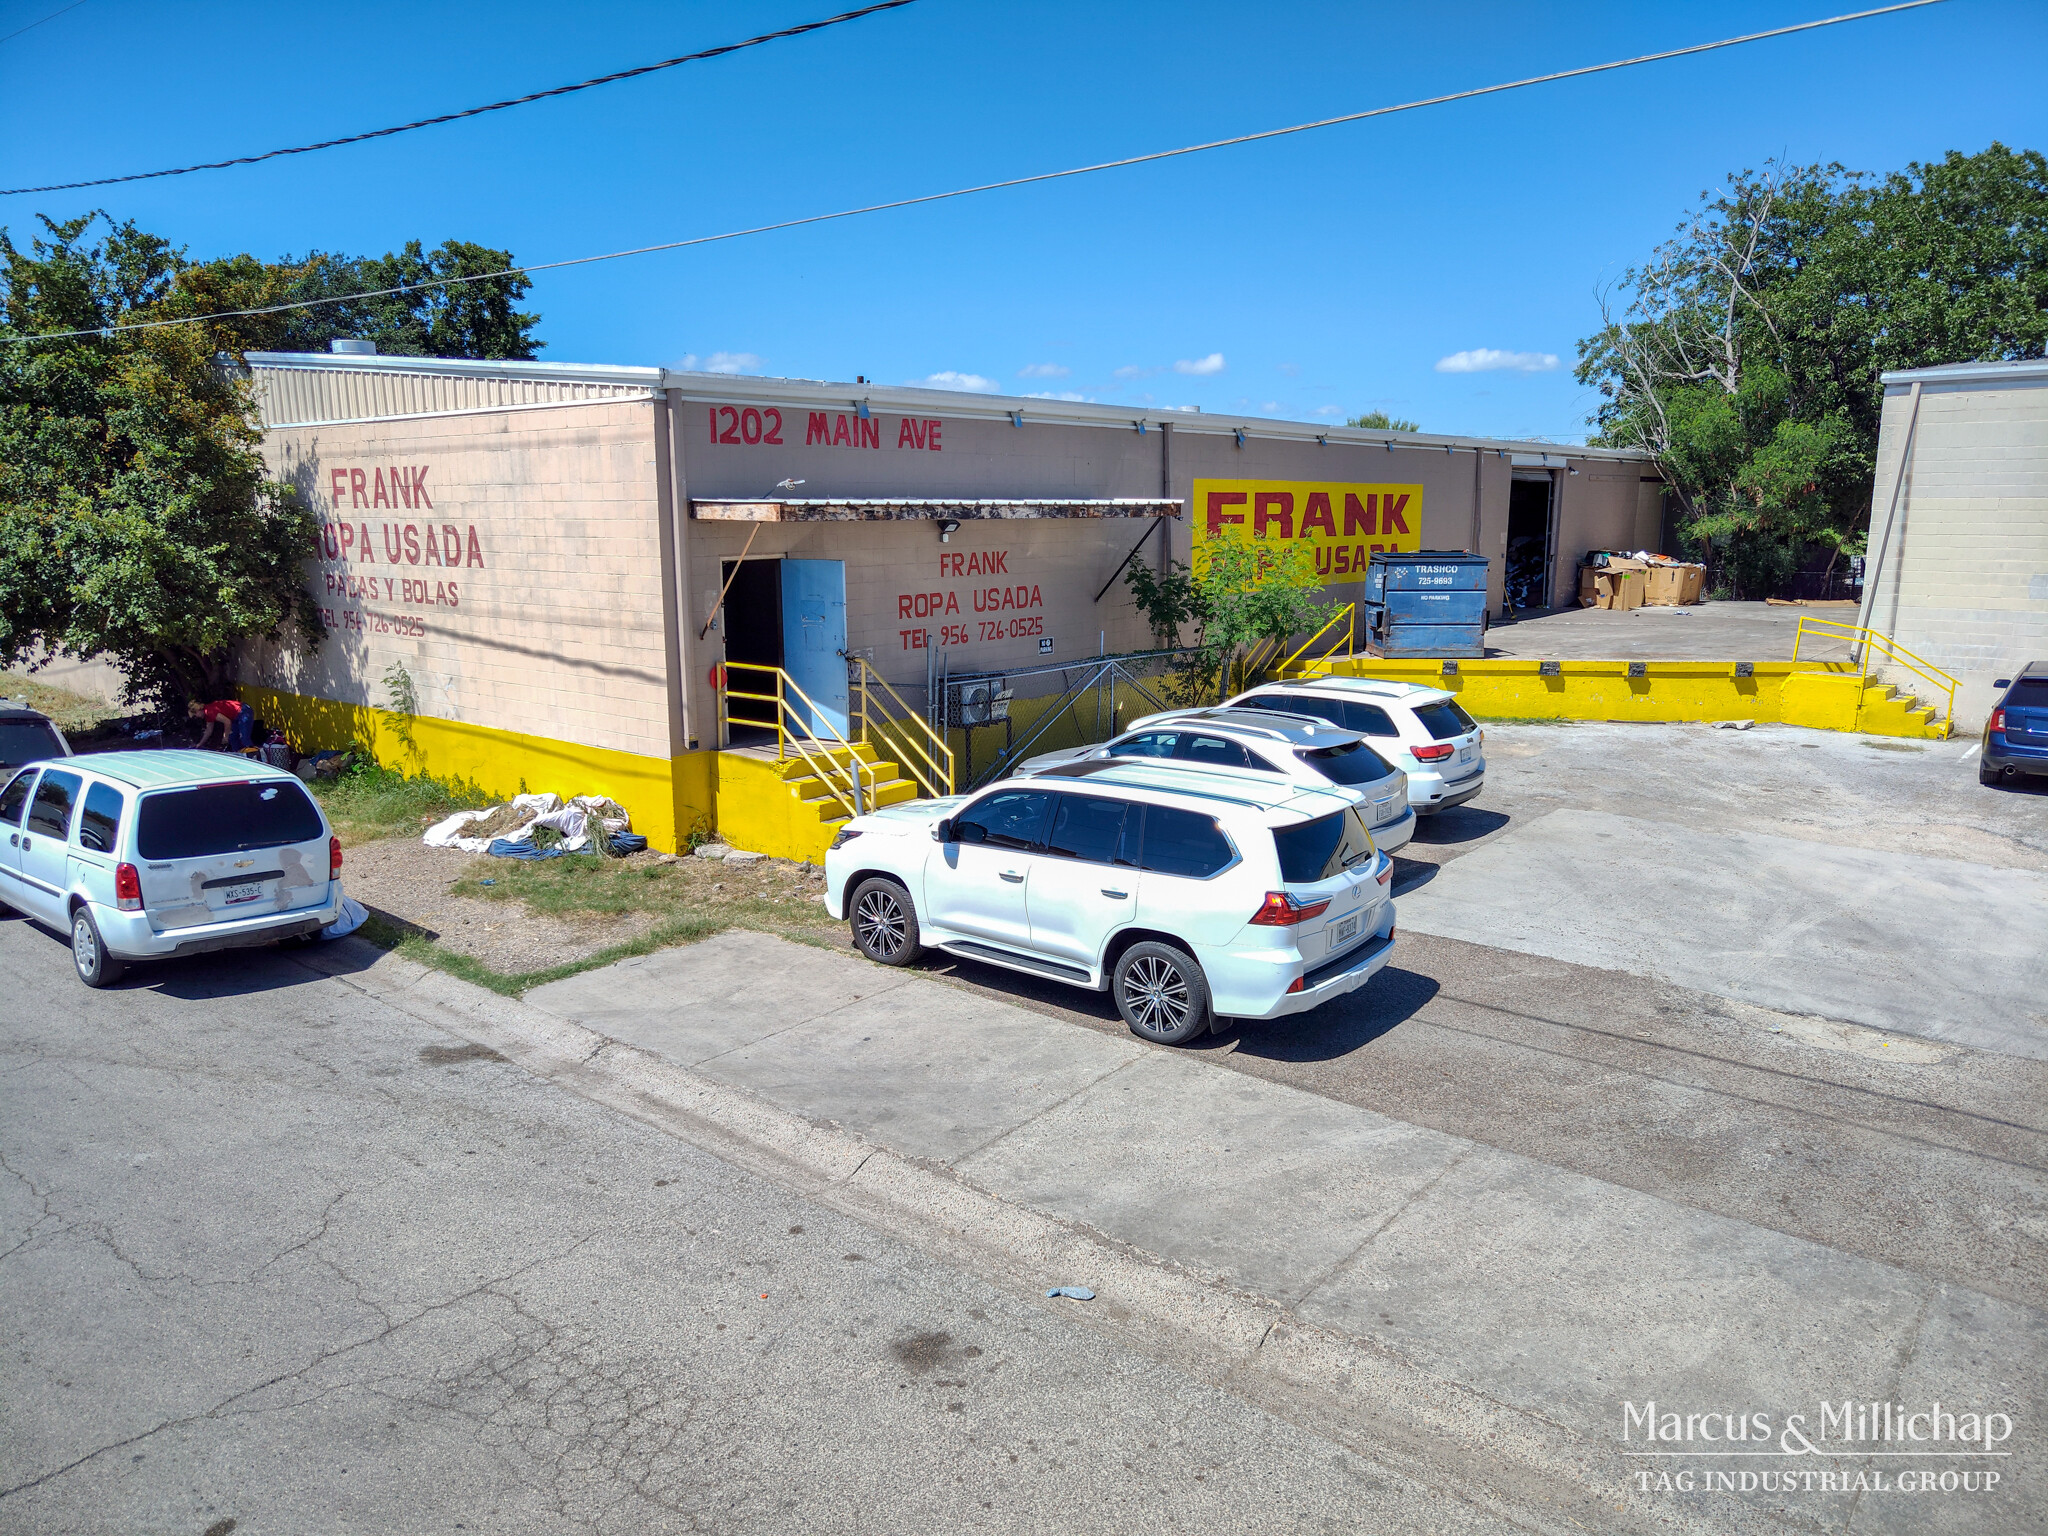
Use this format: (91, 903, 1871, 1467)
(1316, 434, 1328, 446)
(937, 518, 962, 543)
(1385, 440, 1395, 452)
(1133, 420, 1147, 435)
(1010, 410, 1024, 428)
(1233, 427, 1246, 449)
(1568, 465, 1580, 476)
(856, 401, 870, 420)
(774, 478, 805, 493)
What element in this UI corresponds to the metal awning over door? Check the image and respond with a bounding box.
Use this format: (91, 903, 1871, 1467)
(691, 498, 1182, 522)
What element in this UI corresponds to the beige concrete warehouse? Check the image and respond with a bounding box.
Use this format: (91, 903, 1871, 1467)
(236, 348, 1657, 854)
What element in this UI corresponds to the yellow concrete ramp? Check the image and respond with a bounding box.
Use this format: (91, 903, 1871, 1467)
(714, 743, 920, 864)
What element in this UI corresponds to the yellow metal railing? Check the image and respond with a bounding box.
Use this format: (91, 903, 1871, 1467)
(851, 658, 956, 798)
(721, 661, 881, 818)
(1277, 603, 1356, 678)
(1791, 616, 1959, 738)
(1225, 603, 1357, 698)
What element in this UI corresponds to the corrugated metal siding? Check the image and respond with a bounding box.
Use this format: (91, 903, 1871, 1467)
(251, 365, 654, 427)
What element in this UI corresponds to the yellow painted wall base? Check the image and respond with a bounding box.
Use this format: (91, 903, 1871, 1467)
(710, 743, 922, 864)
(245, 686, 706, 852)
(1300, 657, 1948, 738)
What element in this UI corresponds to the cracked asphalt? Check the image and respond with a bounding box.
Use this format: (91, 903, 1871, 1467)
(0, 920, 1494, 1536)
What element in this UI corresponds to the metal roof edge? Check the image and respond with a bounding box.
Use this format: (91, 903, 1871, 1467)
(244, 351, 665, 389)
(1880, 359, 2048, 387)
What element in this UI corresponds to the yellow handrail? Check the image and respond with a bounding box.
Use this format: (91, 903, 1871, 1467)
(851, 659, 956, 797)
(1276, 603, 1356, 677)
(721, 661, 880, 818)
(1791, 615, 1959, 738)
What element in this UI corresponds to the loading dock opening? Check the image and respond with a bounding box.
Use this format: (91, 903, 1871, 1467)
(1505, 476, 1555, 612)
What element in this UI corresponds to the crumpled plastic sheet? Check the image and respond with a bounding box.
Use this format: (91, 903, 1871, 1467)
(320, 895, 370, 940)
(426, 793, 632, 857)
(486, 837, 596, 861)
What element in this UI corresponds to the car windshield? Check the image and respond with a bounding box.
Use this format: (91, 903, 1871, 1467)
(136, 780, 324, 860)
(1295, 741, 1394, 786)
(1413, 701, 1477, 740)
(0, 721, 62, 768)
(1271, 807, 1376, 883)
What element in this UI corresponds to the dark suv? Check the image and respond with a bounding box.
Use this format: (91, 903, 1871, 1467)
(1981, 663, 2048, 787)
(0, 706, 70, 772)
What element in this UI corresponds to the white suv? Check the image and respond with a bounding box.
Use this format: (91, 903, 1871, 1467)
(1227, 679, 1485, 815)
(0, 750, 345, 987)
(1012, 708, 1414, 853)
(822, 760, 1397, 1045)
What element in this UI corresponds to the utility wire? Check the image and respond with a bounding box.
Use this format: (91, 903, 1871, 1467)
(0, 0, 87, 47)
(1, 0, 917, 196)
(4, 0, 1948, 346)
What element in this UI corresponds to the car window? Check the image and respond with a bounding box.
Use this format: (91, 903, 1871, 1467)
(1413, 701, 1476, 740)
(26, 769, 82, 839)
(1342, 701, 1400, 736)
(0, 768, 38, 826)
(952, 789, 1051, 851)
(1244, 692, 1346, 728)
(1138, 806, 1236, 879)
(78, 782, 125, 853)
(1272, 807, 1377, 883)
(1179, 734, 1269, 771)
(1296, 741, 1396, 787)
(1044, 794, 1128, 865)
(1107, 731, 1179, 759)
(135, 780, 325, 860)
(2007, 678, 2048, 707)
(0, 720, 63, 769)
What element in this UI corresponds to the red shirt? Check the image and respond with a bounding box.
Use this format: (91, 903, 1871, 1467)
(201, 700, 243, 725)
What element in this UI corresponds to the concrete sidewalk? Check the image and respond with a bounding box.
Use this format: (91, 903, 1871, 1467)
(528, 931, 2046, 1535)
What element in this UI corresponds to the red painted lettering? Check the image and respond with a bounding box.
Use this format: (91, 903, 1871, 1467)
(350, 468, 367, 508)
(1254, 491, 1294, 539)
(330, 469, 348, 510)
(356, 523, 374, 562)
(372, 468, 390, 510)
(423, 524, 442, 566)
(763, 407, 783, 444)
(339, 523, 356, 556)
(741, 407, 762, 445)
(411, 466, 431, 510)
(899, 418, 924, 450)
(832, 414, 851, 447)
(807, 411, 832, 445)
(927, 419, 942, 451)
(1206, 490, 1248, 538)
(1300, 492, 1335, 539)
(382, 525, 402, 562)
(1380, 493, 1411, 534)
(1343, 493, 1375, 536)
(466, 527, 484, 567)
(403, 525, 421, 564)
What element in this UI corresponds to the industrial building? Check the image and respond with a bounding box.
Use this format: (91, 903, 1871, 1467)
(238, 348, 1659, 854)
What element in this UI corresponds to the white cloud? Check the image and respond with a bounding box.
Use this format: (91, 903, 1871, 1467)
(1025, 390, 1091, 402)
(704, 351, 763, 374)
(916, 371, 999, 393)
(1434, 348, 1559, 375)
(1260, 401, 1282, 413)
(1113, 364, 1153, 380)
(1276, 362, 1301, 377)
(1175, 352, 1226, 377)
(1017, 362, 1070, 379)
(1313, 405, 1343, 418)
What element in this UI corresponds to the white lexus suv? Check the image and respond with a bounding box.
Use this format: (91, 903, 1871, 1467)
(1226, 678, 1485, 815)
(1011, 708, 1414, 853)
(822, 760, 1397, 1045)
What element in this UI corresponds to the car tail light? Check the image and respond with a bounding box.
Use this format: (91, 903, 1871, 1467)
(1250, 891, 1331, 926)
(1286, 976, 1306, 994)
(330, 835, 344, 876)
(114, 863, 143, 912)
(1377, 861, 1392, 887)
(1990, 708, 2005, 734)
(1412, 743, 1455, 763)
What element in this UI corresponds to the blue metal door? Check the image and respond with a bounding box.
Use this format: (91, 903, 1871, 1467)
(779, 559, 849, 736)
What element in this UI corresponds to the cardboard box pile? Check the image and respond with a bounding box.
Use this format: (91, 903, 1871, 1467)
(1643, 563, 1706, 606)
(1579, 554, 1704, 609)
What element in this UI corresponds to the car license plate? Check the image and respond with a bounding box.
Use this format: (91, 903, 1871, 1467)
(1332, 913, 1360, 946)
(220, 882, 264, 906)
(1458, 745, 1473, 762)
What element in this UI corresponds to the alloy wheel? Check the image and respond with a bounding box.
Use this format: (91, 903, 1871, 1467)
(72, 915, 98, 977)
(1121, 955, 1190, 1036)
(854, 889, 907, 959)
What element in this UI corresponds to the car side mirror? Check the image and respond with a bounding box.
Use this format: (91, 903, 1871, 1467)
(931, 818, 952, 843)
(1994, 679, 2011, 689)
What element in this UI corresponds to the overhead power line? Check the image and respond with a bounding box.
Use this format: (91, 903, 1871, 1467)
(0, 0, 918, 196)
(4, 0, 1948, 346)
(0, 0, 88, 48)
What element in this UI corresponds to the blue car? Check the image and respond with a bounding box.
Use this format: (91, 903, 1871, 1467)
(1981, 662, 2048, 787)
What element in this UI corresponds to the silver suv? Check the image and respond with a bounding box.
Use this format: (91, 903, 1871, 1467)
(1015, 708, 1413, 852)
(1227, 679, 1485, 814)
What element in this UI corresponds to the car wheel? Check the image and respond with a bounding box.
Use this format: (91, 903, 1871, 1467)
(849, 877, 922, 966)
(71, 906, 126, 988)
(1113, 941, 1210, 1046)
(1980, 763, 2000, 786)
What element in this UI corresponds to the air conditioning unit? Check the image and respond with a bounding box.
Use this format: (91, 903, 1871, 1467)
(949, 676, 1013, 728)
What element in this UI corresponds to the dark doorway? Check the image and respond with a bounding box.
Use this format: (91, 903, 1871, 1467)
(720, 558, 782, 745)
(1504, 478, 1553, 613)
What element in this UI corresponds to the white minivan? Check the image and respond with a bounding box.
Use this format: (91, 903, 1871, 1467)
(0, 750, 345, 987)
(823, 759, 1397, 1045)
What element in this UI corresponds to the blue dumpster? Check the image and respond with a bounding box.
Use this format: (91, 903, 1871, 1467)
(1361, 552, 1489, 658)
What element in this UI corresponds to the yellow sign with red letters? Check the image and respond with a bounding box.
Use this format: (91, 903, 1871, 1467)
(1192, 478, 1423, 582)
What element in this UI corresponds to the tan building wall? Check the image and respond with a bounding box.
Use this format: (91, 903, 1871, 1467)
(1860, 361, 2048, 728)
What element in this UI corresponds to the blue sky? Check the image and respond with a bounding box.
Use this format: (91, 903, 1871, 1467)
(4, 0, 2043, 443)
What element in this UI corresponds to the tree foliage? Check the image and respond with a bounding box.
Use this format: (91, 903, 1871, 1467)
(1126, 542, 1333, 701)
(1577, 144, 2048, 596)
(1347, 409, 1419, 432)
(0, 212, 545, 709)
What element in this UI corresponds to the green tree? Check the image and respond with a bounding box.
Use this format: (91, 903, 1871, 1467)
(265, 240, 543, 359)
(1126, 542, 1333, 701)
(0, 212, 324, 708)
(1347, 409, 1418, 432)
(1577, 146, 2048, 597)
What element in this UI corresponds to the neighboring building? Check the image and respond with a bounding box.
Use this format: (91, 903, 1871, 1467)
(237, 348, 1656, 852)
(1859, 359, 2048, 728)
